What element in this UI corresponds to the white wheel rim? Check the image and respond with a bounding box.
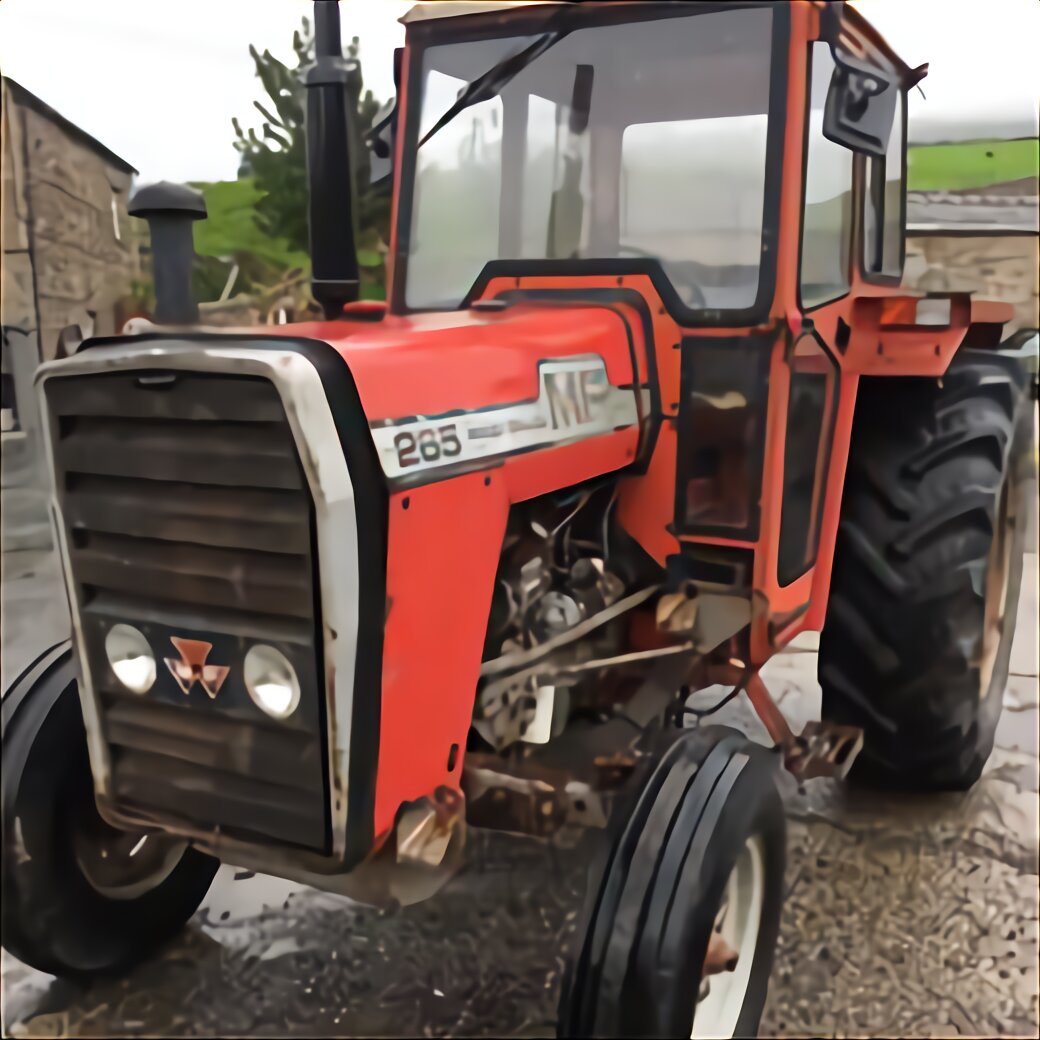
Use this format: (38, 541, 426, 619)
(691, 835, 766, 1039)
(72, 819, 186, 901)
(980, 479, 1015, 696)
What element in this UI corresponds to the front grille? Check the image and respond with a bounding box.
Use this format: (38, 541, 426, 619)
(45, 370, 329, 851)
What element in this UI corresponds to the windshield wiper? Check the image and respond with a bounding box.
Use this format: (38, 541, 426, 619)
(419, 27, 569, 148)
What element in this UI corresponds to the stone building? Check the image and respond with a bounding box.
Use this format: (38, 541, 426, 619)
(1, 77, 136, 550)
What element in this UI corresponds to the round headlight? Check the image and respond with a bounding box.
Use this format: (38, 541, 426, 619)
(105, 624, 156, 694)
(244, 645, 300, 720)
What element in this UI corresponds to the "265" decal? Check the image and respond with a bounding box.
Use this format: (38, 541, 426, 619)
(393, 424, 462, 468)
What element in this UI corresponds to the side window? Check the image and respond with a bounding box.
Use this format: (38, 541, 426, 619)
(800, 44, 854, 309)
(678, 338, 771, 538)
(407, 70, 504, 309)
(620, 110, 770, 311)
(777, 334, 839, 586)
(863, 93, 906, 278)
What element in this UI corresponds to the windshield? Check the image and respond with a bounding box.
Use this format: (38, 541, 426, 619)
(402, 5, 778, 314)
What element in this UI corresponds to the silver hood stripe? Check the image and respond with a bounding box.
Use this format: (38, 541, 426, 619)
(369, 355, 640, 487)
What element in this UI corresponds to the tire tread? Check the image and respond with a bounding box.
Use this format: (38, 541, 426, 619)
(819, 351, 1029, 789)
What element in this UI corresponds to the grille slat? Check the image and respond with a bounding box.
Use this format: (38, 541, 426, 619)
(46, 369, 330, 852)
(72, 529, 313, 619)
(72, 531, 309, 586)
(83, 581, 315, 645)
(105, 697, 319, 792)
(65, 489, 311, 555)
(58, 433, 303, 490)
(66, 473, 307, 520)
(112, 749, 327, 849)
(73, 552, 314, 619)
(47, 372, 289, 423)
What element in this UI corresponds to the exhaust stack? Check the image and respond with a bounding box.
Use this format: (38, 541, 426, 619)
(305, 0, 361, 318)
(128, 182, 206, 325)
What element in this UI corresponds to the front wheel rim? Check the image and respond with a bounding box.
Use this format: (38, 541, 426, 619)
(71, 810, 186, 901)
(691, 834, 766, 1039)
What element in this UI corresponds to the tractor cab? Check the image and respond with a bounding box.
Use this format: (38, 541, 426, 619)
(398, 1, 785, 318)
(380, 0, 1005, 669)
(388, 1, 917, 324)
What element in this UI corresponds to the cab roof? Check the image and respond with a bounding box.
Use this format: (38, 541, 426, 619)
(401, 1, 918, 88)
(402, 2, 580, 24)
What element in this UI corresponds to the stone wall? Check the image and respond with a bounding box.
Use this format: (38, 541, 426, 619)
(904, 233, 1039, 335)
(2, 79, 136, 364)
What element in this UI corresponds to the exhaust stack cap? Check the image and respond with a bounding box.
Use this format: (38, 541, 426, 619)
(129, 181, 207, 325)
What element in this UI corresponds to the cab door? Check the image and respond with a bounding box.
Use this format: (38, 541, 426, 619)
(750, 38, 852, 659)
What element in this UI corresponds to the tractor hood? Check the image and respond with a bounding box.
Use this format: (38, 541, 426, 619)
(43, 297, 646, 495)
(30, 298, 645, 865)
(291, 303, 638, 420)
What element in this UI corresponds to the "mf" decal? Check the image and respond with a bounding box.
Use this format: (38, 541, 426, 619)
(545, 368, 602, 430)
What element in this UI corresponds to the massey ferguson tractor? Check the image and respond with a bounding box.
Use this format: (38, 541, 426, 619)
(2, 2, 1032, 1036)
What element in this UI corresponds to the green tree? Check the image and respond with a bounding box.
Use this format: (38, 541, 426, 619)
(190, 177, 309, 308)
(232, 18, 389, 298)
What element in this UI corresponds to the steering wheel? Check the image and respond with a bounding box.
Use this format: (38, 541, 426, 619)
(616, 244, 708, 308)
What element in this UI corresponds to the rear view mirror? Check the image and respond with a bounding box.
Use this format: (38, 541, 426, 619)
(365, 46, 402, 194)
(366, 96, 396, 191)
(823, 49, 897, 158)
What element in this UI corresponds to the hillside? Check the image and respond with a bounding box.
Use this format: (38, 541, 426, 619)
(907, 138, 1039, 193)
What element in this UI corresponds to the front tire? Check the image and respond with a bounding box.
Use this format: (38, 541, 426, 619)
(2, 644, 219, 976)
(820, 350, 1031, 790)
(558, 726, 786, 1039)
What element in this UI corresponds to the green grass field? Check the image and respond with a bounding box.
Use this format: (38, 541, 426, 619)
(907, 137, 1039, 192)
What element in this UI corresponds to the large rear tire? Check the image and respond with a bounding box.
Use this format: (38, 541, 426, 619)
(819, 350, 1032, 790)
(558, 726, 785, 1038)
(2, 644, 219, 976)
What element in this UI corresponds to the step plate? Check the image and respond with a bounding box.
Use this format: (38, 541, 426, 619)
(784, 721, 864, 781)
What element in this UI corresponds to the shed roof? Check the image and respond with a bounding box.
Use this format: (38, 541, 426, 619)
(2, 77, 137, 175)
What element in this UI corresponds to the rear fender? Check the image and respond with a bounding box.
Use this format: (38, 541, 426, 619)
(810, 292, 1015, 377)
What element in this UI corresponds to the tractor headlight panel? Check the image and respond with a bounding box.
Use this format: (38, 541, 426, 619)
(105, 624, 156, 694)
(244, 645, 300, 720)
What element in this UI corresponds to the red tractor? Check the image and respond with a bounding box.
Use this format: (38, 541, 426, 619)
(2, 2, 1032, 1036)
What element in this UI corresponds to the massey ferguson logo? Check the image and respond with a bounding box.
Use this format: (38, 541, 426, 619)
(164, 637, 230, 699)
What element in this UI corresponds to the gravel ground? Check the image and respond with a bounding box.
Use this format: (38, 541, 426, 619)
(1, 548, 1037, 1038)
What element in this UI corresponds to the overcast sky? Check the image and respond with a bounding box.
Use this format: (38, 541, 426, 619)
(0, 0, 1036, 183)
